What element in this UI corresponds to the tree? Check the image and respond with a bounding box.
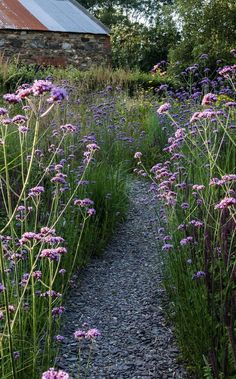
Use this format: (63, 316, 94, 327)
(112, 5, 179, 70)
(78, 0, 173, 25)
(169, 0, 236, 66)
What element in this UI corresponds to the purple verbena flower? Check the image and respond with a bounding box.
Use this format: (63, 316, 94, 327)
(59, 268, 66, 275)
(134, 152, 142, 159)
(3, 93, 21, 104)
(87, 208, 96, 216)
(201, 93, 217, 106)
(55, 335, 65, 342)
(52, 306, 65, 317)
(74, 198, 94, 207)
(32, 80, 53, 96)
(162, 244, 173, 251)
(13, 351, 20, 360)
(215, 197, 236, 209)
(0, 108, 8, 116)
(28, 186, 45, 197)
(60, 124, 77, 133)
(0, 283, 5, 293)
(47, 87, 68, 103)
(86, 143, 100, 151)
(42, 368, 70, 379)
(12, 115, 28, 124)
(33, 271, 42, 280)
(157, 102, 171, 115)
(192, 271, 206, 280)
(74, 330, 86, 340)
(85, 328, 101, 340)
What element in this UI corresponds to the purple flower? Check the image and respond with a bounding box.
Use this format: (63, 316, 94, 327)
(0, 283, 5, 293)
(219, 64, 236, 77)
(60, 124, 77, 133)
(41, 290, 62, 298)
(28, 186, 45, 197)
(8, 305, 15, 313)
(189, 220, 204, 228)
(226, 101, 236, 108)
(0, 108, 8, 116)
(181, 202, 189, 209)
(40, 249, 59, 261)
(51, 173, 67, 185)
(17, 87, 33, 99)
(12, 115, 28, 124)
(19, 126, 29, 133)
(40, 227, 56, 235)
(178, 223, 186, 230)
(192, 184, 205, 191)
(192, 271, 206, 280)
(19, 232, 39, 245)
(180, 237, 193, 246)
(221, 174, 236, 182)
(33, 271, 42, 280)
(134, 152, 142, 159)
(85, 328, 101, 340)
(74, 330, 86, 340)
(55, 335, 65, 342)
(20, 273, 30, 287)
(48, 87, 68, 103)
(52, 306, 65, 317)
(13, 351, 20, 360)
(40, 247, 67, 261)
(3, 93, 21, 104)
(162, 244, 173, 251)
(32, 80, 53, 96)
(215, 197, 236, 209)
(59, 268, 66, 275)
(157, 102, 171, 115)
(86, 143, 100, 151)
(202, 93, 217, 106)
(87, 208, 96, 216)
(74, 198, 94, 207)
(0, 311, 4, 320)
(42, 368, 70, 379)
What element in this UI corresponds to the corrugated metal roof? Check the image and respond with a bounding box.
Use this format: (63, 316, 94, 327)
(0, 0, 109, 34)
(0, 0, 47, 30)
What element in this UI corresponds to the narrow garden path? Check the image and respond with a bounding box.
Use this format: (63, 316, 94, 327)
(58, 180, 188, 378)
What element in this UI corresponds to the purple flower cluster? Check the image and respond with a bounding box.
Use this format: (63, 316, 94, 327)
(74, 327, 101, 341)
(40, 247, 67, 261)
(28, 186, 45, 197)
(201, 93, 217, 106)
(42, 368, 70, 379)
(215, 197, 236, 209)
(157, 102, 171, 115)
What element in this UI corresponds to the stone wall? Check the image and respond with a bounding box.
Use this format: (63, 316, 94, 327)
(0, 29, 111, 69)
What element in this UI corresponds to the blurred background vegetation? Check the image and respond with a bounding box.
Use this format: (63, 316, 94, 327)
(76, 0, 236, 71)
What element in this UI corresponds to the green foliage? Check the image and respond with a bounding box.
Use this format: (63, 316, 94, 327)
(170, 0, 236, 67)
(78, 0, 236, 73)
(111, 5, 179, 71)
(0, 61, 179, 95)
(0, 68, 167, 377)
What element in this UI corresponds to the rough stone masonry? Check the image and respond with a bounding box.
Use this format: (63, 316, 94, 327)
(0, 29, 111, 68)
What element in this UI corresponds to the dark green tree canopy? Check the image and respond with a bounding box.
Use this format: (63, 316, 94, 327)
(76, 0, 236, 71)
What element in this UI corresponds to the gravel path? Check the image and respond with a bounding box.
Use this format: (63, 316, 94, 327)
(58, 180, 188, 378)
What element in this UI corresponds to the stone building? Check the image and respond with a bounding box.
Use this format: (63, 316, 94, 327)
(0, 0, 110, 68)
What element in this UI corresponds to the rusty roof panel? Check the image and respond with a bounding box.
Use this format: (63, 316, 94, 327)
(19, 0, 108, 34)
(0, 0, 47, 30)
(0, 0, 109, 34)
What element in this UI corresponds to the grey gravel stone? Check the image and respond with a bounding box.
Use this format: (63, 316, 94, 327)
(58, 180, 190, 378)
